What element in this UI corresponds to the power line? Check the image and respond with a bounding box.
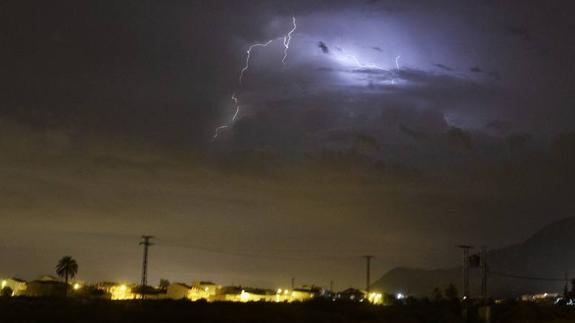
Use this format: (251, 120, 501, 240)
(165, 241, 364, 261)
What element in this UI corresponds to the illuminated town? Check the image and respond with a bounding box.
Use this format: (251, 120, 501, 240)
(1, 275, 385, 304)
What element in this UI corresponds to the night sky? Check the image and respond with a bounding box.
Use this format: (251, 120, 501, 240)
(1, 0, 574, 289)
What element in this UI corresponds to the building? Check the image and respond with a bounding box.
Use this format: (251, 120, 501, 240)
(131, 285, 166, 299)
(212, 286, 243, 302)
(290, 288, 316, 302)
(24, 280, 66, 297)
(1, 278, 27, 296)
(212, 286, 276, 302)
(289, 285, 329, 302)
(166, 283, 192, 300)
(521, 292, 560, 303)
(367, 291, 384, 305)
(337, 288, 366, 302)
(94, 282, 136, 300)
(188, 281, 220, 301)
(274, 288, 292, 302)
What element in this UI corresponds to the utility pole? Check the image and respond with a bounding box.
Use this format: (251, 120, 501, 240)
(140, 235, 154, 288)
(456, 245, 473, 299)
(478, 247, 492, 323)
(480, 247, 488, 301)
(291, 277, 295, 290)
(330, 280, 334, 292)
(564, 272, 569, 297)
(363, 255, 374, 292)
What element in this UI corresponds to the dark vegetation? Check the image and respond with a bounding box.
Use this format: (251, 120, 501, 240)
(2, 297, 575, 323)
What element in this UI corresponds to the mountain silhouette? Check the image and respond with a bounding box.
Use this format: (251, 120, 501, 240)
(372, 217, 575, 298)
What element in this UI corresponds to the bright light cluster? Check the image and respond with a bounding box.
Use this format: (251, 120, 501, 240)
(367, 292, 383, 305)
(109, 284, 134, 300)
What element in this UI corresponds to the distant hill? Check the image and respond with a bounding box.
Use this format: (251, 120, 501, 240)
(372, 217, 575, 298)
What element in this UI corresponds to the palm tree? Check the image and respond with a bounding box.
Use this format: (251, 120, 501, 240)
(56, 256, 78, 297)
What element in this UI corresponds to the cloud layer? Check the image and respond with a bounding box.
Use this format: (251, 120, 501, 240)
(0, 0, 574, 287)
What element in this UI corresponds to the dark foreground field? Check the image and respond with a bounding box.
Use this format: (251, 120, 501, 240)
(2, 298, 575, 323)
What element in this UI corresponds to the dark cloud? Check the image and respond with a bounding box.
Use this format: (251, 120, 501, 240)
(1, 0, 574, 289)
(506, 133, 532, 152)
(507, 26, 531, 41)
(318, 41, 330, 54)
(433, 63, 453, 71)
(399, 124, 429, 141)
(447, 127, 473, 150)
(488, 70, 502, 81)
(485, 120, 513, 134)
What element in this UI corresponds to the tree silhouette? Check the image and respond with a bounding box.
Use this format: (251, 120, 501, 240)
(444, 284, 459, 301)
(432, 287, 444, 302)
(159, 279, 170, 290)
(56, 256, 78, 297)
(1, 287, 13, 297)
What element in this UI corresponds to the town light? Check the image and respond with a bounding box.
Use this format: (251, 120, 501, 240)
(368, 292, 383, 304)
(240, 290, 249, 302)
(1, 280, 6, 289)
(73, 283, 81, 290)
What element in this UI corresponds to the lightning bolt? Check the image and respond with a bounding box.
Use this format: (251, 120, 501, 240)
(213, 17, 298, 141)
(239, 40, 274, 85)
(347, 55, 385, 70)
(336, 51, 404, 86)
(230, 93, 240, 121)
(213, 124, 229, 139)
(282, 16, 297, 65)
(212, 94, 240, 140)
(334, 48, 384, 71)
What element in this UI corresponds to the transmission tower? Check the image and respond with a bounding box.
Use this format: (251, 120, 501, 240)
(363, 255, 374, 292)
(140, 235, 155, 287)
(456, 245, 473, 299)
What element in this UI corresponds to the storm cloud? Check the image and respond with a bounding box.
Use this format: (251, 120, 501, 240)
(0, 0, 574, 288)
